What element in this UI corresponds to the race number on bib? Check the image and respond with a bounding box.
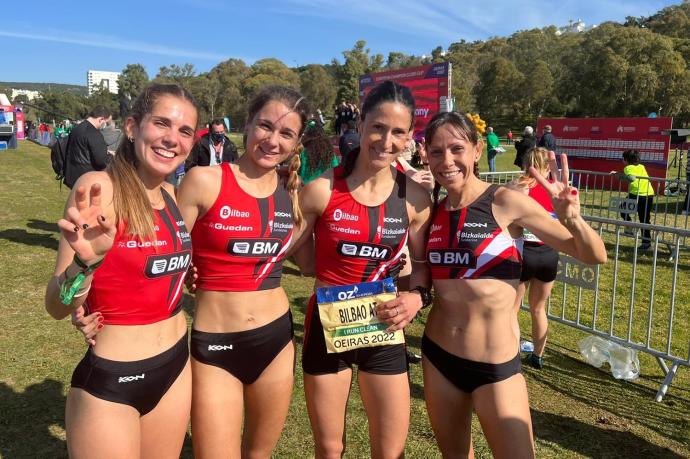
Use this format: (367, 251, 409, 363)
(316, 278, 405, 354)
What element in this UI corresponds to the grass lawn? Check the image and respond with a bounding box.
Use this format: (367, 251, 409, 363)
(0, 141, 688, 458)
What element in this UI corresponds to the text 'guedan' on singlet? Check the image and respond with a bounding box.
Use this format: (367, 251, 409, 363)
(86, 188, 192, 325)
(314, 166, 409, 285)
(426, 184, 523, 280)
(191, 162, 294, 291)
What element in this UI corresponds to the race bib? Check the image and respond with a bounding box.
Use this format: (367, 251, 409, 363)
(523, 211, 558, 242)
(316, 278, 405, 354)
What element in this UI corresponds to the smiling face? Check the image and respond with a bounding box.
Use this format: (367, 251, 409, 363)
(125, 94, 197, 181)
(427, 123, 482, 193)
(245, 100, 303, 170)
(357, 101, 412, 170)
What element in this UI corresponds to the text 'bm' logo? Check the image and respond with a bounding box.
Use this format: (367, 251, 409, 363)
(227, 238, 282, 257)
(428, 249, 476, 268)
(144, 251, 192, 278)
(338, 241, 391, 260)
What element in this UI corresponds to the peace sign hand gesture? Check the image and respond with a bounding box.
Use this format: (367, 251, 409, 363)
(529, 152, 580, 224)
(57, 183, 116, 265)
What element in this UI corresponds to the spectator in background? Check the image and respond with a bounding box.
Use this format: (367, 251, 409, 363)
(101, 119, 122, 154)
(610, 148, 655, 251)
(514, 125, 536, 168)
(298, 120, 339, 185)
(486, 126, 500, 172)
(507, 128, 513, 145)
(316, 108, 325, 127)
(54, 123, 68, 140)
(63, 106, 112, 188)
(338, 120, 360, 163)
(195, 122, 210, 141)
(538, 124, 557, 151)
(185, 118, 238, 171)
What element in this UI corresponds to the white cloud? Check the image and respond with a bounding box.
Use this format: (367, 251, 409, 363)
(0, 29, 230, 61)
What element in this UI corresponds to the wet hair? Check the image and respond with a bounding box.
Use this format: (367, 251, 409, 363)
(516, 146, 550, 188)
(244, 86, 311, 229)
(109, 83, 198, 240)
(340, 80, 415, 178)
(623, 149, 641, 165)
(88, 105, 111, 119)
(424, 111, 484, 240)
(301, 120, 336, 176)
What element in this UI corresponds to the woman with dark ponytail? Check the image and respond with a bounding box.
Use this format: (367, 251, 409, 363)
(296, 81, 432, 458)
(176, 86, 310, 457)
(421, 111, 606, 458)
(298, 120, 340, 185)
(46, 84, 198, 457)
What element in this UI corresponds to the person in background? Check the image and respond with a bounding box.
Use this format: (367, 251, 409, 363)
(538, 124, 557, 151)
(63, 106, 112, 189)
(101, 119, 123, 154)
(509, 147, 559, 370)
(185, 118, 238, 171)
(338, 120, 360, 163)
(486, 126, 500, 172)
(610, 148, 655, 251)
(299, 120, 339, 185)
(507, 129, 513, 145)
(514, 126, 536, 169)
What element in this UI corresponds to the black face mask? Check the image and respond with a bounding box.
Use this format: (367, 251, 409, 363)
(211, 133, 225, 143)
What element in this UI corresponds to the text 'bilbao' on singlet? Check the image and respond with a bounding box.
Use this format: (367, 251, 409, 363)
(86, 189, 192, 325)
(191, 162, 294, 291)
(524, 181, 556, 245)
(314, 166, 409, 285)
(427, 184, 523, 280)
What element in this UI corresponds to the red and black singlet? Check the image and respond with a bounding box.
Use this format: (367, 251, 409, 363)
(191, 163, 294, 291)
(524, 181, 556, 245)
(314, 166, 409, 285)
(427, 185, 523, 280)
(86, 189, 192, 325)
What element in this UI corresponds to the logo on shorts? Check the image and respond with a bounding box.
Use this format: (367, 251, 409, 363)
(208, 344, 233, 351)
(118, 373, 145, 383)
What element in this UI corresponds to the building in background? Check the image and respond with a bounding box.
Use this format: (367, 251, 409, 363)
(10, 89, 40, 101)
(87, 70, 121, 96)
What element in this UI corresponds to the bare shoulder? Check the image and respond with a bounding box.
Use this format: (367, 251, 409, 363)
(300, 169, 334, 214)
(183, 164, 222, 184)
(404, 175, 432, 211)
(494, 184, 529, 206)
(177, 165, 223, 209)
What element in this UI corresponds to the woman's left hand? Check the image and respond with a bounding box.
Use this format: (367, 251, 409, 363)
(530, 152, 580, 224)
(376, 292, 422, 332)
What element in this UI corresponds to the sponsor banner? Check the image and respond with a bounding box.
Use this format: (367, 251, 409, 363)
(556, 254, 597, 290)
(316, 278, 404, 353)
(359, 63, 452, 138)
(538, 117, 673, 193)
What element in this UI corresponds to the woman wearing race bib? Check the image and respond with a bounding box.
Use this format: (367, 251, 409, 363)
(422, 112, 607, 458)
(45, 84, 198, 458)
(509, 147, 559, 370)
(176, 86, 309, 458)
(297, 81, 432, 458)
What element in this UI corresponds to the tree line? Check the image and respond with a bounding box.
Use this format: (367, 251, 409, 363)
(13, 1, 690, 132)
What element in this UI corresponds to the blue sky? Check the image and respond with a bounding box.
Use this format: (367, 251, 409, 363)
(1, 0, 681, 85)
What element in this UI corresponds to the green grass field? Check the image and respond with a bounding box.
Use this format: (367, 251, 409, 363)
(0, 141, 688, 458)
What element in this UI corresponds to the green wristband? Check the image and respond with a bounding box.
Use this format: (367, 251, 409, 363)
(59, 255, 104, 305)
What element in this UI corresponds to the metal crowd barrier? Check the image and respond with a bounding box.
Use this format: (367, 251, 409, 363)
(478, 172, 689, 400)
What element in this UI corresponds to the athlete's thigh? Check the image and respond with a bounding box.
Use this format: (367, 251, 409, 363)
(140, 360, 192, 459)
(357, 370, 410, 459)
(528, 279, 554, 308)
(190, 358, 244, 458)
(422, 357, 474, 458)
(472, 373, 534, 459)
(303, 369, 353, 455)
(242, 341, 295, 457)
(66, 388, 141, 459)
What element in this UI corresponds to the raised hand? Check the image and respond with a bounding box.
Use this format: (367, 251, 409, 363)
(57, 183, 116, 264)
(529, 152, 580, 224)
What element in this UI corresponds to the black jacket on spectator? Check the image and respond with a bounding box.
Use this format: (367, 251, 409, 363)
(64, 120, 109, 188)
(538, 132, 557, 151)
(185, 133, 238, 171)
(339, 129, 360, 163)
(513, 135, 536, 168)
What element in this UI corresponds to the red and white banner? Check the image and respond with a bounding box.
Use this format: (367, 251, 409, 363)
(359, 63, 452, 138)
(538, 117, 673, 190)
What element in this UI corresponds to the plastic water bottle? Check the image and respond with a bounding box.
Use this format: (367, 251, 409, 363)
(578, 336, 611, 368)
(608, 346, 640, 380)
(520, 340, 534, 353)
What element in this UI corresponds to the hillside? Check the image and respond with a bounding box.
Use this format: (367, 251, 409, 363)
(0, 81, 87, 96)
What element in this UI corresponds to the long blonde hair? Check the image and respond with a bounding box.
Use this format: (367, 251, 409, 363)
(516, 146, 550, 188)
(108, 84, 198, 239)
